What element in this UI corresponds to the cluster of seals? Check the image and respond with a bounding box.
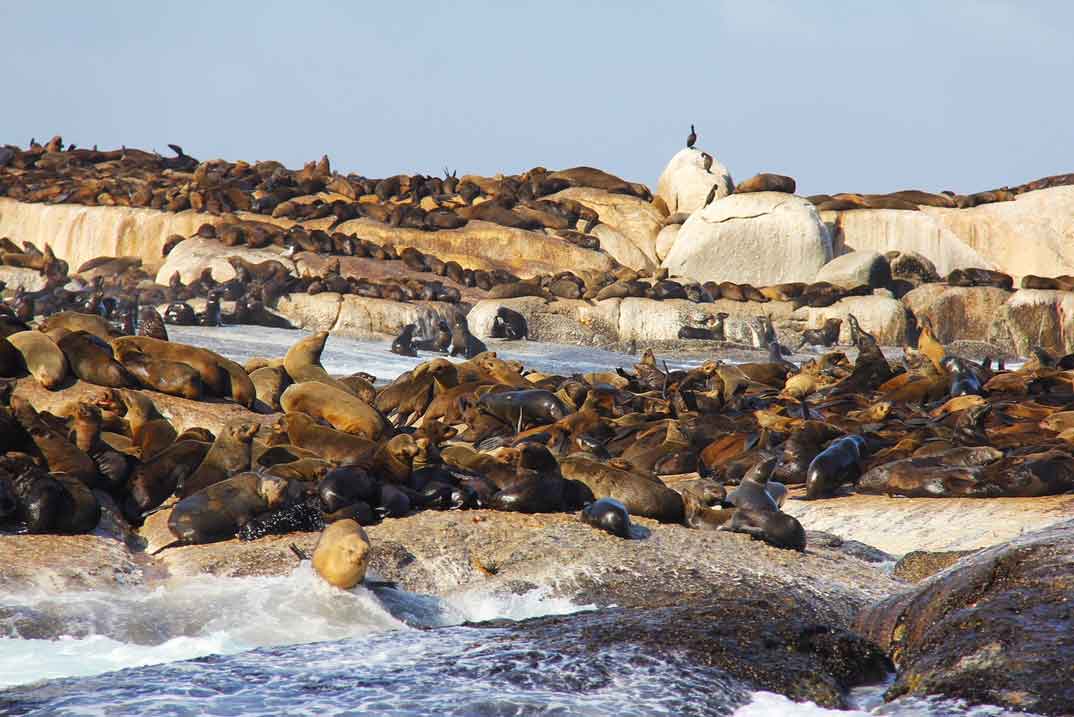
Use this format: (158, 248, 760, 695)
(806, 186, 1025, 212)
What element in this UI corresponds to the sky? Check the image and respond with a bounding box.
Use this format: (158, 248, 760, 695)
(1, 1, 1069, 196)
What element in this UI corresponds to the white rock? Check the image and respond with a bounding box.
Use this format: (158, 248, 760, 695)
(655, 225, 680, 263)
(815, 251, 891, 289)
(154, 237, 294, 285)
(792, 294, 908, 346)
(662, 192, 832, 286)
(655, 148, 734, 215)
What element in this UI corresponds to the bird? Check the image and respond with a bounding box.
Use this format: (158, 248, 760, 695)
(705, 184, 718, 206)
(686, 124, 697, 149)
(701, 152, 713, 173)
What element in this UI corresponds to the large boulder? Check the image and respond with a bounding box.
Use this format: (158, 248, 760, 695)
(589, 224, 656, 272)
(548, 187, 663, 268)
(277, 292, 457, 338)
(654, 224, 680, 262)
(655, 148, 734, 215)
(902, 284, 1012, 343)
(792, 294, 909, 346)
(987, 289, 1074, 355)
(821, 187, 1074, 281)
(814, 250, 891, 289)
(334, 218, 617, 279)
(467, 297, 622, 346)
(154, 237, 295, 285)
(855, 519, 1074, 715)
(663, 192, 832, 286)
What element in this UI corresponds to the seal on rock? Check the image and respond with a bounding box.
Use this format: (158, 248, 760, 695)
(581, 497, 635, 539)
(168, 472, 289, 545)
(804, 435, 867, 499)
(391, 324, 418, 357)
(312, 519, 371, 589)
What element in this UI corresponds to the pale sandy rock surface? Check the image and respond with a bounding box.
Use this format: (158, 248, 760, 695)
(155, 237, 294, 284)
(0, 266, 46, 292)
(663, 192, 832, 286)
(655, 148, 734, 215)
(275, 293, 458, 338)
(548, 187, 663, 267)
(901, 284, 1012, 343)
(814, 250, 891, 289)
(587, 223, 655, 271)
(792, 294, 909, 346)
(654, 224, 680, 262)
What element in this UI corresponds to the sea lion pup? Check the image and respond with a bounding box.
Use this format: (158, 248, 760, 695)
(178, 419, 259, 497)
(580, 497, 636, 538)
(6, 331, 69, 389)
(391, 324, 418, 357)
(56, 331, 135, 388)
(278, 413, 378, 466)
(168, 472, 289, 546)
(490, 307, 528, 340)
(449, 313, 487, 359)
(312, 519, 372, 589)
(108, 389, 177, 460)
(280, 382, 391, 441)
(718, 457, 805, 550)
(137, 307, 168, 341)
(735, 173, 796, 194)
(797, 318, 842, 349)
(804, 434, 868, 499)
(477, 389, 569, 431)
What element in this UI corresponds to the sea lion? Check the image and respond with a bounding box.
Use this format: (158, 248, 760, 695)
(168, 472, 289, 545)
(490, 307, 528, 340)
(391, 324, 418, 357)
(282, 331, 355, 395)
(946, 268, 1014, 290)
(318, 465, 378, 513)
(797, 318, 842, 349)
(312, 519, 371, 589)
(56, 331, 134, 388)
(804, 434, 867, 499)
(126, 439, 211, 517)
(580, 497, 635, 539)
(279, 413, 378, 466)
(178, 420, 259, 497)
(112, 336, 229, 397)
(489, 444, 570, 514)
(449, 314, 487, 359)
(943, 356, 984, 397)
(238, 500, 325, 541)
(119, 350, 203, 400)
(164, 303, 197, 326)
(112, 389, 177, 460)
(372, 434, 421, 485)
(734, 173, 796, 194)
(6, 331, 68, 389)
(280, 382, 390, 441)
(137, 307, 168, 341)
(477, 389, 569, 431)
(559, 454, 683, 523)
(718, 457, 805, 550)
(249, 366, 291, 412)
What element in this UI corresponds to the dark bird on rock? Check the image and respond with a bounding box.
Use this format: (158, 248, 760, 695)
(686, 124, 697, 149)
(702, 152, 713, 173)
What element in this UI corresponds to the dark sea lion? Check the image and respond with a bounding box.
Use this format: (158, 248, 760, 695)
(580, 497, 635, 538)
(797, 318, 843, 349)
(126, 439, 211, 517)
(168, 472, 289, 545)
(413, 320, 452, 353)
(119, 350, 204, 400)
(279, 412, 378, 466)
(719, 457, 805, 550)
(55, 331, 134, 388)
(491, 307, 528, 340)
(164, 303, 197, 326)
(319, 465, 378, 513)
(137, 307, 169, 341)
(1021, 275, 1060, 290)
(946, 267, 1014, 290)
(280, 381, 390, 441)
(943, 356, 984, 397)
(449, 314, 487, 359)
(478, 389, 569, 430)
(250, 366, 290, 412)
(734, 173, 796, 194)
(490, 445, 568, 514)
(1, 464, 67, 533)
(804, 434, 867, 499)
(179, 420, 259, 497)
(391, 324, 418, 357)
(718, 282, 747, 302)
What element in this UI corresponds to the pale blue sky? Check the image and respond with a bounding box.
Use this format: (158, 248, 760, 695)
(1, 1, 1069, 195)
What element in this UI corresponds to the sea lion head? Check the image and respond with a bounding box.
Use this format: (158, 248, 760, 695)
(257, 475, 290, 509)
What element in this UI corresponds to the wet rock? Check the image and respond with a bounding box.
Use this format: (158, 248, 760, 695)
(855, 519, 1074, 715)
(893, 550, 976, 582)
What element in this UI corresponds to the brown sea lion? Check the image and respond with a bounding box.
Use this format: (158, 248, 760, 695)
(119, 351, 203, 400)
(280, 382, 390, 441)
(249, 366, 291, 412)
(282, 331, 354, 394)
(38, 312, 116, 342)
(311, 519, 371, 589)
(168, 472, 289, 545)
(112, 336, 228, 397)
(126, 439, 211, 517)
(7, 331, 69, 389)
(278, 412, 379, 466)
(57, 331, 134, 388)
(734, 173, 796, 194)
(179, 419, 259, 497)
(559, 454, 684, 523)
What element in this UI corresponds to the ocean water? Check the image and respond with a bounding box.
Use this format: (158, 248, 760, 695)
(0, 327, 1038, 716)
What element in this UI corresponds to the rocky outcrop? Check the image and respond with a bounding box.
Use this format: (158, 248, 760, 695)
(855, 519, 1074, 715)
(792, 294, 909, 346)
(901, 284, 1012, 343)
(654, 224, 680, 262)
(333, 218, 617, 279)
(276, 293, 458, 339)
(814, 250, 891, 289)
(467, 297, 623, 346)
(663, 192, 832, 286)
(655, 148, 734, 215)
(0, 534, 143, 591)
(986, 288, 1074, 355)
(589, 224, 655, 272)
(154, 237, 294, 284)
(822, 187, 1074, 281)
(783, 492, 1074, 555)
(549, 187, 663, 268)
(0, 266, 46, 293)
